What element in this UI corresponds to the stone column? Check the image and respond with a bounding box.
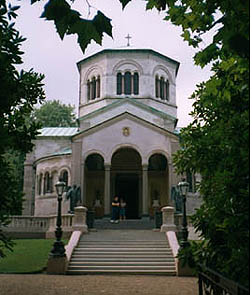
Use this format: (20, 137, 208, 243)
(22, 152, 35, 216)
(104, 164, 111, 216)
(71, 140, 82, 187)
(142, 164, 148, 216)
(160, 206, 176, 232)
(168, 162, 172, 205)
(80, 162, 85, 205)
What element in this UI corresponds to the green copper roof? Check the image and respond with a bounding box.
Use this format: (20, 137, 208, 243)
(38, 127, 78, 137)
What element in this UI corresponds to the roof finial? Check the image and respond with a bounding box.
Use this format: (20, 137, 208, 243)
(125, 34, 132, 47)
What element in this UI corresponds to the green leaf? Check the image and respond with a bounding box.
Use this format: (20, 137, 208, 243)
(93, 11, 112, 38)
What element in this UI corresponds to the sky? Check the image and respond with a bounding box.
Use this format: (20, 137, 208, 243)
(13, 0, 212, 127)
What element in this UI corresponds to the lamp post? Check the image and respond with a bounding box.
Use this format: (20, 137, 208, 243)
(49, 180, 66, 257)
(178, 179, 190, 248)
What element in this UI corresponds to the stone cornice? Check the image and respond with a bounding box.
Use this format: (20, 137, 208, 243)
(72, 112, 179, 141)
(78, 97, 177, 123)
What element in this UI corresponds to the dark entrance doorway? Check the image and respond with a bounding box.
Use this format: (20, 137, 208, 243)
(115, 174, 139, 219)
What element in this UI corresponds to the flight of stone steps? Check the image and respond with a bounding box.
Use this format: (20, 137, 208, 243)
(67, 237, 176, 275)
(94, 218, 155, 230)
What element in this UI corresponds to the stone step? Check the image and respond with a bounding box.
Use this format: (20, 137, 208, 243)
(68, 261, 175, 266)
(68, 265, 176, 271)
(93, 220, 155, 230)
(70, 257, 174, 262)
(73, 252, 172, 257)
(75, 247, 171, 251)
(72, 252, 173, 259)
(68, 233, 176, 275)
(77, 244, 168, 248)
(79, 242, 168, 245)
(67, 269, 176, 275)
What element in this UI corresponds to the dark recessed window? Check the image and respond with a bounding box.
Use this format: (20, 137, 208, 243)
(87, 80, 90, 101)
(117, 73, 122, 95)
(155, 76, 169, 101)
(117, 71, 139, 96)
(133, 72, 139, 95)
(124, 71, 131, 95)
(97, 76, 100, 98)
(87, 76, 101, 101)
(92, 77, 96, 100)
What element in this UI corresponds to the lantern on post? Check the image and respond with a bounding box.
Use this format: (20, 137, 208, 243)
(178, 179, 190, 248)
(49, 180, 66, 257)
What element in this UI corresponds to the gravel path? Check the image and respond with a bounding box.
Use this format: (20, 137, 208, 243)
(0, 274, 197, 295)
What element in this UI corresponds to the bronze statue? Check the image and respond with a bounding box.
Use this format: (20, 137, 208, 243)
(66, 184, 81, 213)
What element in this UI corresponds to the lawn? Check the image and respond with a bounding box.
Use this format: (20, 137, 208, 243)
(0, 239, 68, 273)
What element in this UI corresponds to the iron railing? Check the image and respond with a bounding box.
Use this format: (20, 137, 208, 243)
(198, 265, 249, 295)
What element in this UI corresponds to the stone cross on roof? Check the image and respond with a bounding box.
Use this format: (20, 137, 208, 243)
(125, 34, 132, 47)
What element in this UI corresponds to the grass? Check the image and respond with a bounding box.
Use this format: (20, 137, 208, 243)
(0, 239, 68, 274)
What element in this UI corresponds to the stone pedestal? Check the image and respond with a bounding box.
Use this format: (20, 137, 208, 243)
(160, 206, 177, 232)
(177, 259, 195, 276)
(72, 206, 88, 233)
(47, 256, 68, 274)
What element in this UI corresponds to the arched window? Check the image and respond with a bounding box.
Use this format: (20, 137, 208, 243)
(117, 73, 122, 95)
(87, 80, 91, 101)
(60, 170, 69, 188)
(165, 80, 169, 100)
(133, 72, 139, 95)
(155, 76, 159, 98)
(160, 77, 164, 100)
(44, 172, 51, 194)
(38, 173, 42, 195)
(155, 76, 169, 101)
(124, 71, 131, 95)
(117, 71, 139, 96)
(91, 77, 96, 100)
(97, 76, 100, 98)
(87, 76, 101, 101)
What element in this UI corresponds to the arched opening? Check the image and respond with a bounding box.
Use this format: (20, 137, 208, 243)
(124, 71, 132, 95)
(116, 72, 122, 95)
(60, 170, 69, 189)
(133, 72, 139, 95)
(44, 172, 51, 194)
(148, 153, 168, 217)
(111, 147, 142, 219)
(85, 154, 105, 215)
(91, 76, 96, 99)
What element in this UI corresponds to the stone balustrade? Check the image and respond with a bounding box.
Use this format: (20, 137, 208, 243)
(5, 216, 50, 232)
(4, 214, 75, 238)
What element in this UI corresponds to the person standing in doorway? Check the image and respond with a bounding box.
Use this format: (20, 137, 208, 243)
(120, 198, 127, 221)
(111, 196, 120, 223)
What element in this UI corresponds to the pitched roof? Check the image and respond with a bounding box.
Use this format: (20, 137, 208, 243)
(37, 127, 78, 137)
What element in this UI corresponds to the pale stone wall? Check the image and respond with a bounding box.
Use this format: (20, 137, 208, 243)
(78, 49, 178, 119)
(79, 99, 176, 133)
(34, 155, 72, 216)
(80, 116, 175, 165)
(33, 138, 71, 160)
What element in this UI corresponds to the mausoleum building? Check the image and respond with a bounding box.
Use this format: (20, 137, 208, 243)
(23, 48, 186, 218)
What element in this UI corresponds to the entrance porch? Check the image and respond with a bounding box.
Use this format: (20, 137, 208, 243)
(82, 147, 171, 219)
